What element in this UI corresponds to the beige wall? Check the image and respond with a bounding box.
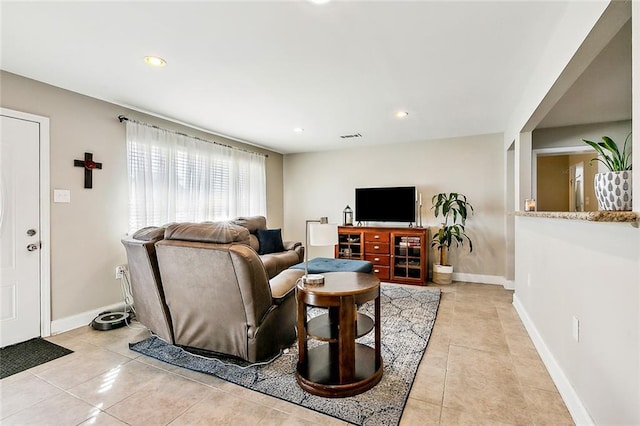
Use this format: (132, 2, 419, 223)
(283, 133, 506, 279)
(0, 71, 284, 322)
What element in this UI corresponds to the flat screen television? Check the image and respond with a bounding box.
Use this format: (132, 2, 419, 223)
(355, 186, 416, 223)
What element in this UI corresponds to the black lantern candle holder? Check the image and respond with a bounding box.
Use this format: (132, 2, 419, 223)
(343, 205, 353, 226)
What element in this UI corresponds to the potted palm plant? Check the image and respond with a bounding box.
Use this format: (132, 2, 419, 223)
(431, 192, 473, 284)
(582, 133, 632, 211)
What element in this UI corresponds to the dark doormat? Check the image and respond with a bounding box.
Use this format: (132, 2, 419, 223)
(0, 337, 73, 379)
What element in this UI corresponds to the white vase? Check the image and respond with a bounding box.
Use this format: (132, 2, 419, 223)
(433, 264, 453, 285)
(594, 171, 632, 211)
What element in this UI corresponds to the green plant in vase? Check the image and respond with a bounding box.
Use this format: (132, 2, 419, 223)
(582, 134, 632, 171)
(582, 133, 632, 211)
(431, 192, 473, 284)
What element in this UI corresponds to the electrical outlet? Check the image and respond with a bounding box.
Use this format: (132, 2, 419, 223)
(115, 265, 126, 279)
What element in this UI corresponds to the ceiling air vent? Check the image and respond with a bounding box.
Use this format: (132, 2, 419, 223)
(340, 133, 363, 139)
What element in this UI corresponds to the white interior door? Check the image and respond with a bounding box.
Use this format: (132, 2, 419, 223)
(0, 115, 41, 347)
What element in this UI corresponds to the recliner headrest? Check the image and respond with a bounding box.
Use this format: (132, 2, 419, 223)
(232, 216, 267, 233)
(131, 226, 168, 242)
(164, 222, 250, 244)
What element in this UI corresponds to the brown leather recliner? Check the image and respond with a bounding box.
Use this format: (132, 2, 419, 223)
(123, 221, 305, 362)
(121, 226, 174, 344)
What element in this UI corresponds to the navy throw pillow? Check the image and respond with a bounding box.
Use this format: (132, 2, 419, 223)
(256, 228, 285, 255)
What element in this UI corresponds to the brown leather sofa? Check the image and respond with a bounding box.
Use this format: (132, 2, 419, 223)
(231, 216, 304, 278)
(122, 217, 305, 362)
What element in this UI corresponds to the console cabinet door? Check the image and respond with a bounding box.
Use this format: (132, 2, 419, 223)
(336, 230, 364, 259)
(391, 232, 426, 283)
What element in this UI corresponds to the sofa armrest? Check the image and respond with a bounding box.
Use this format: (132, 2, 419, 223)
(282, 241, 304, 263)
(283, 240, 301, 251)
(269, 269, 304, 303)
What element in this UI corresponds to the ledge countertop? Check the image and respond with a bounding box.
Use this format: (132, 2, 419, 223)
(514, 211, 639, 222)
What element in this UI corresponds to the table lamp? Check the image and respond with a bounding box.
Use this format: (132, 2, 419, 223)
(303, 216, 338, 285)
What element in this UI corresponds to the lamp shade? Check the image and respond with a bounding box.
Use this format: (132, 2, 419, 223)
(308, 222, 338, 246)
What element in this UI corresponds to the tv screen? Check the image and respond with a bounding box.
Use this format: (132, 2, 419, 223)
(355, 186, 416, 223)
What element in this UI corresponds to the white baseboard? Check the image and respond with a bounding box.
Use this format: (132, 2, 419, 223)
(50, 302, 126, 335)
(503, 279, 515, 290)
(512, 295, 594, 426)
(451, 272, 508, 288)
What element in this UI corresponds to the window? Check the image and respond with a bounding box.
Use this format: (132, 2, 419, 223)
(126, 121, 266, 232)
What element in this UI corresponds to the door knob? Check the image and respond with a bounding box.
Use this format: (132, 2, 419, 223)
(27, 229, 37, 236)
(27, 244, 39, 252)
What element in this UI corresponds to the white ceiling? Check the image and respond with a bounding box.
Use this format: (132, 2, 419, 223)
(1, 0, 622, 154)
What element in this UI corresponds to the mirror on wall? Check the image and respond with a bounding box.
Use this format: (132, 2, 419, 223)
(532, 120, 631, 213)
(534, 149, 599, 212)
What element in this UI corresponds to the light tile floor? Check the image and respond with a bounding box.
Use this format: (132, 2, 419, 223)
(0, 283, 574, 425)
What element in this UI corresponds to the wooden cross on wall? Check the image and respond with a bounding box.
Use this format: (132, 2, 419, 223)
(74, 152, 102, 188)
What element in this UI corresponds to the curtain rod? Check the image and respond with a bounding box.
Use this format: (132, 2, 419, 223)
(117, 115, 268, 158)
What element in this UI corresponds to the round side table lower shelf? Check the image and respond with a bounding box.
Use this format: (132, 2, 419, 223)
(296, 343, 383, 398)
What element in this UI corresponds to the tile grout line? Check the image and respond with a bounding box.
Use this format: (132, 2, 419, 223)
(437, 285, 458, 424)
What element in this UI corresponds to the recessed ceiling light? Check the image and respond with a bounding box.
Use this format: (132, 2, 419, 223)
(309, 0, 331, 4)
(144, 56, 167, 67)
(395, 111, 409, 118)
(294, 127, 304, 133)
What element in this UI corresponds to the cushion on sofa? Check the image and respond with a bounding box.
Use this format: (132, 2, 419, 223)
(256, 228, 285, 255)
(164, 222, 250, 245)
(248, 234, 260, 252)
(260, 255, 278, 279)
(261, 251, 302, 279)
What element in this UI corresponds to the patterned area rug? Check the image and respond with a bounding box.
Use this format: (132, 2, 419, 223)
(130, 284, 440, 425)
(0, 337, 73, 379)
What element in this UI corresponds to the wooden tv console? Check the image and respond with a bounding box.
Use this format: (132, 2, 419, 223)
(335, 226, 428, 285)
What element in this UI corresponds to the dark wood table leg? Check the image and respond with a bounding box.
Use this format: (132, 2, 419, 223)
(339, 295, 356, 383)
(296, 289, 307, 367)
(328, 306, 340, 379)
(375, 288, 381, 369)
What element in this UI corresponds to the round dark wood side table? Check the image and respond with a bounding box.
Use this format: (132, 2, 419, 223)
(295, 271, 383, 398)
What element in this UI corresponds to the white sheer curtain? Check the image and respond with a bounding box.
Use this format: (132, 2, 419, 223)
(126, 120, 266, 233)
